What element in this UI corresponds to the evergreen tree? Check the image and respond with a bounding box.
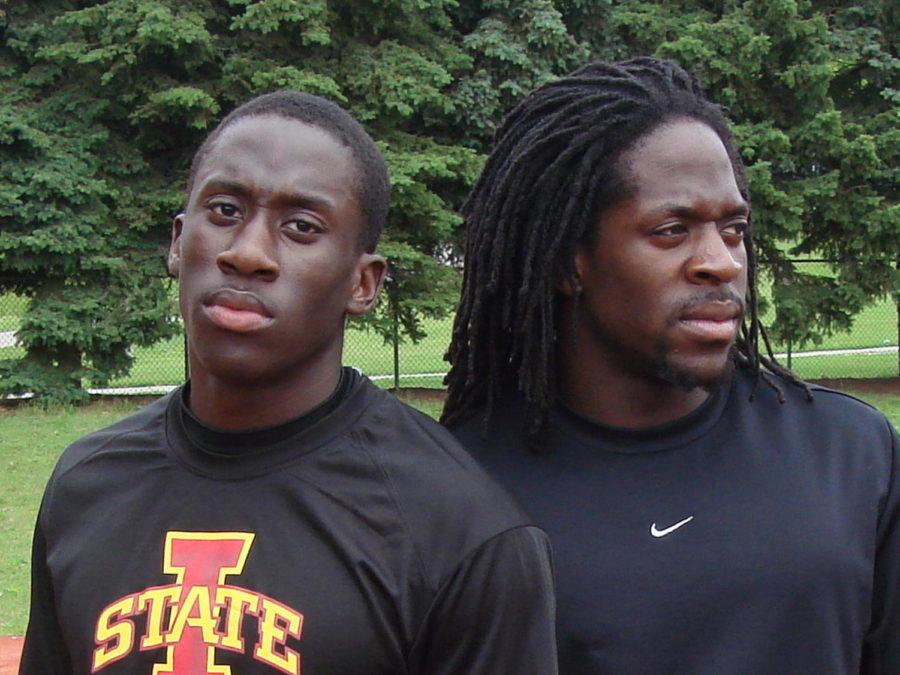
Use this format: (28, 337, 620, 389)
(1, 0, 896, 402)
(559, 0, 898, 348)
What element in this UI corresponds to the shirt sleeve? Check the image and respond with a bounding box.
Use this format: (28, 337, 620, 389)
(863, 420, 900, 674)
(19, 505, 72, 675)
(406, 525, 558, 675)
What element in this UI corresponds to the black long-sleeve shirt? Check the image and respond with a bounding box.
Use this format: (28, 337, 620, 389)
(452, 370, 900, 673)
(22, 375, 557, 674)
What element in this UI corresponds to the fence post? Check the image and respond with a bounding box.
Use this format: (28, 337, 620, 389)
(183, 329, 190, 382)
(786, 337, 792, 370)
(392, 304, 400, 392)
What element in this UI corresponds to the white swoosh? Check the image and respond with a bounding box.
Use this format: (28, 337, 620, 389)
(650, 516, 694, 538)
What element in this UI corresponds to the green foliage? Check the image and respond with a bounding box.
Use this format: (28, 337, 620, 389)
(453, 0, 588, 145)
(1, 0, 584, 401)
(0, 6, 178, 403)
(567, 0, 899, 347)
(1, 0, 897, 401)
(229, 0, 330, 43)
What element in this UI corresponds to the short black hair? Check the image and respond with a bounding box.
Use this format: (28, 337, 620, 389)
(185, 90, 389, 252)
(442, 57, 808, 434)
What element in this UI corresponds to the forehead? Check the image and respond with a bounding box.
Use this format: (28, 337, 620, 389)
(191, 115, 360, 208)
(617, 119, 744, 210)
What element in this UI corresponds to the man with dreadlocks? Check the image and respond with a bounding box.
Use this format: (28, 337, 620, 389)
(444, 57, 900, 673)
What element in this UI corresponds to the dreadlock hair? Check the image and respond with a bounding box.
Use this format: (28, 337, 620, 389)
(184, 90, 389, 253)
(442, 57, 810, 436)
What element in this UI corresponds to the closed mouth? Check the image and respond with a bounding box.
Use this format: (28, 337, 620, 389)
(680, 301, 741, 323)
(677, 302, 742, 342)
(201, 288, 274, 333)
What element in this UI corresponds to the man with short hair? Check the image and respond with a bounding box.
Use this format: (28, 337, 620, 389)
(444, 58, 899, 673)
(21, 91, 557, 674)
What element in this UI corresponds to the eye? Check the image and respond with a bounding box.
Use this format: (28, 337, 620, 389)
(284, 217, 324, 239)
(720, 219, 749, 243)
(652, 223, 688, 239)
(208, 201, 241, 219)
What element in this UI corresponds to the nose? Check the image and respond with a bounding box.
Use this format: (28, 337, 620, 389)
(216, 215, 280, 281)
(685, 226, 744, 285)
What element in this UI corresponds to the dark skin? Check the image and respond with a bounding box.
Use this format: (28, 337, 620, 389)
(558, 119, 749, 428)
(168, 115, 386, 430)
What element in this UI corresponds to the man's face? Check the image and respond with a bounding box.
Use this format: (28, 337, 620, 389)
(168, 114, 384, 386)
(572, 119, 749, 391)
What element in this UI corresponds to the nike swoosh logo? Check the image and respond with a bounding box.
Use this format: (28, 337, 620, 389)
(650, 516, 694, 538)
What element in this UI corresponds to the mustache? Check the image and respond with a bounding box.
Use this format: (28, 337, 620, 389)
(667, 289, 746, 325)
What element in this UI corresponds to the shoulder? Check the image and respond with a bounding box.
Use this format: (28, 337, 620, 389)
(350, 382, 534, 583)
(354, 382, 527, 525)
(805, 381, 893, 424)
(734, 369, 894, 440)
(731, 371, 897, 496)
(46, 393, 171, 496)
(445, 393, 536, 472)
(801, 382, 898, 452)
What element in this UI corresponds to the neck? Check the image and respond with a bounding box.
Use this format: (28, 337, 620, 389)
(559, 359, 709, 428)
(557, 314, 709, 429)
(187, 354, 343, 431)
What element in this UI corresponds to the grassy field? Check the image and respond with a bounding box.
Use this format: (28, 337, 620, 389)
(758, 267, 899, 353)
(53, 317, 455, 390)
(1, 387, 898, 635)
(0, 399, 149, 635)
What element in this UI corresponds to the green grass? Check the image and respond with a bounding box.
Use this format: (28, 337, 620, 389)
(0, 345, 25, 360)
(77, 313, 900, 387)
(0, 399, 147, 635)
(788, 352, 899, 379)
(805, 300, 897, 351)
(0, 314, 454, 389)
(396, 391, 445, 420)
(764, 293, 898, 352)
(758, 262, 898, 352)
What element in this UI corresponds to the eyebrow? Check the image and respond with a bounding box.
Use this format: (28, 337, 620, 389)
(198, 178, 337, 212)
(656, 202, 750, 219)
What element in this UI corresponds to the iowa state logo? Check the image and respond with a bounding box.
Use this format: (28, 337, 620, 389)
(92, 531, 304, 674)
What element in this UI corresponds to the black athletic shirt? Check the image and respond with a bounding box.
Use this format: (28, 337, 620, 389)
(450, 369, 900, 674)
(21, 374, 557, 674)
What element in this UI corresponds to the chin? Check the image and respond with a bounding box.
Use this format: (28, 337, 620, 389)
(653, 344, 736, 392)
(189, 347, 279, 387)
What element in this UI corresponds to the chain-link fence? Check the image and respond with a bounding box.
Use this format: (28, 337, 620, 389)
(1, 265, 897, 396)
(757, 261, 899, 381)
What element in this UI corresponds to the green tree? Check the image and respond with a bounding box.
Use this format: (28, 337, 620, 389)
(0, 0, 583, 401)
(559, 0, 898, 349)
(2, 0, 896, 402)
(0, 2, 178, 403)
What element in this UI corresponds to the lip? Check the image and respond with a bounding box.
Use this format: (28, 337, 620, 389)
(201, 288, 274, 333)
(677, 302, 741, 343)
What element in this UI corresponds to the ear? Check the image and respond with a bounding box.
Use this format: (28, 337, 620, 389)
(345, 253, 387, 317)
(557, 246, 586, 297)
(168, 215, 185, 278)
